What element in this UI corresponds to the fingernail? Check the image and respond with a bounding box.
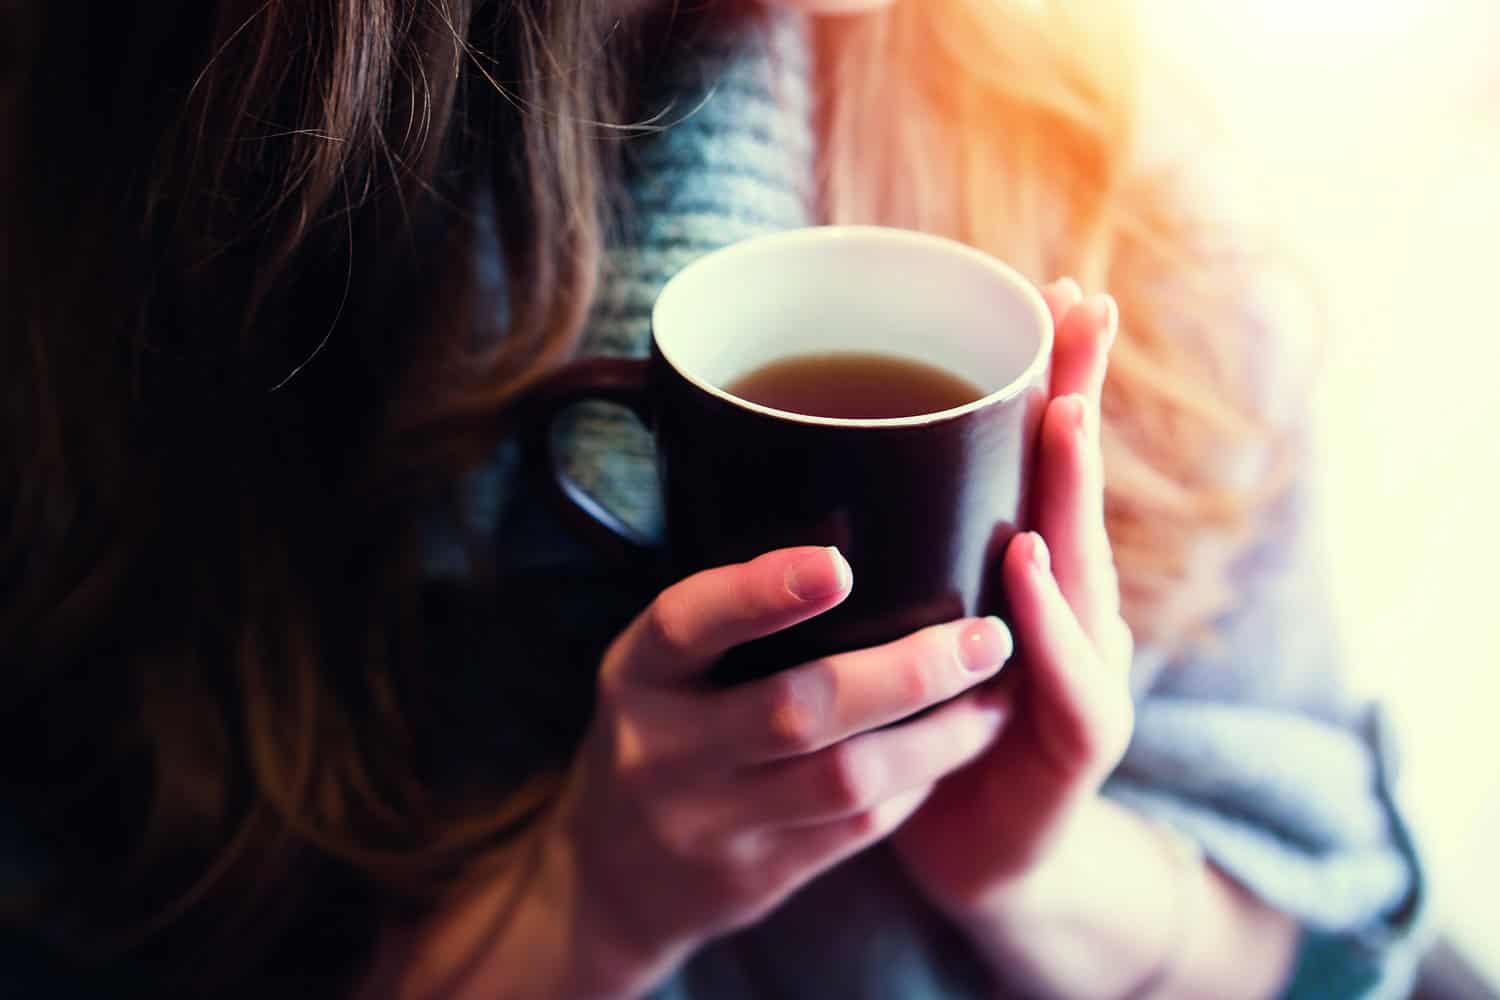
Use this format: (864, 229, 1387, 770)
(1055, 276, 1083, 300)
(1066, 393, 1089, 435)
(786, 547, 851, 603)
(958, 616, 1013, 672)
(1097, 294, 1119, 346)
(1030, 533, 1051, 575)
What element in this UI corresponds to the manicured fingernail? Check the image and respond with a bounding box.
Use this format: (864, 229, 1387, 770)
(1030, 533, 1051, 574)
(1066, 393, 1089, 435)
(786, 547, 851, 602)
(1054, 276, 1083, 300)
(1096, 294, 1119, 346)
(958, 616, 1013, 672)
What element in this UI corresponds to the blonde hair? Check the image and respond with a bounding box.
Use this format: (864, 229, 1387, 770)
(819, 1, 1269, 649)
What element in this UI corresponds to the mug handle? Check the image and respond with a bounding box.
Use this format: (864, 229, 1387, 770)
(517, 357, 657, 563)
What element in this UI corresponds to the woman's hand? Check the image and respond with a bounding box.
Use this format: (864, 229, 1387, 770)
(547, 545, 1016, 997)
(885, 282, 1300, 998)
(891, 279, 1135, 913)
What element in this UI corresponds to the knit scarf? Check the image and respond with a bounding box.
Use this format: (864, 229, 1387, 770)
(556, 8, 816, 542)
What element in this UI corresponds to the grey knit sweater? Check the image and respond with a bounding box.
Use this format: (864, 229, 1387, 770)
(471, 10, 1428, 998)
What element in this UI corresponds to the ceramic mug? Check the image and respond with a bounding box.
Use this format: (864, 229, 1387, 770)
(520, 226, 1053, 684)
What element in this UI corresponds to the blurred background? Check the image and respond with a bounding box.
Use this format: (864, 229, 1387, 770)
(1142, 0, 1500, 989)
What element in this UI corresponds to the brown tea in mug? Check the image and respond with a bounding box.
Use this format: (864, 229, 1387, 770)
(727, 351, 987, 419)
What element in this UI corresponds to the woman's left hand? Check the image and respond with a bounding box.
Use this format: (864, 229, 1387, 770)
(891, 279, 1136, 916)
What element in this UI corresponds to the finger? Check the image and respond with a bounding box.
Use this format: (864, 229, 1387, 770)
(724, 692, 1007, 830)
(694, 616, 1012, 765)
(1049, 292, 1117, 405)
(1034, 393, 1119, 638)
(1041, 277, 1084, 331)
(773, 784, 931, 878)
(605, 546, 852, 686)
(738, 784, 933, 919)
(1004, 532, 1132, 774)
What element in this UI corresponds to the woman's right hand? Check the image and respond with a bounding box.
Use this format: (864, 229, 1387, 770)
(548, 546, 1014, 996)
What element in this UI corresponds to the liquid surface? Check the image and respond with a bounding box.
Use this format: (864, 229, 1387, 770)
(726, 351, 987, 419)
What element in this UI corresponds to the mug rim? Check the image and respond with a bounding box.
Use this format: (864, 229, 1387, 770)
(649, 225, 1054, 429)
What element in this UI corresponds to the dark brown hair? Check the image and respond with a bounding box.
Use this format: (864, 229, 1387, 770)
(1, 0, 1275, 992)
(1, 0, 638, 991)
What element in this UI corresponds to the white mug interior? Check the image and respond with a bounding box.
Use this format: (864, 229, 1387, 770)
(650, 226, 1053, 427)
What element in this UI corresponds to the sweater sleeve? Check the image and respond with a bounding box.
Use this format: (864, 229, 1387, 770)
(1102, 463, 1431, 998)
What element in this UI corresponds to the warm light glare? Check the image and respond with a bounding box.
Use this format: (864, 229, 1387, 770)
(1145, 0, 1500, 979)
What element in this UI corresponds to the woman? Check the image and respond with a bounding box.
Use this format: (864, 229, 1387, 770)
(1, 0, 1424, 997)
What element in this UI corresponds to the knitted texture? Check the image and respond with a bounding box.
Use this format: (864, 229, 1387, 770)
(556, 10, 815, 541)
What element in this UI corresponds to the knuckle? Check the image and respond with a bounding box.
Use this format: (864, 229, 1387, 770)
(764, 670, 832, 754)
(842, 808, 882, 840)
(595, 657, 630, 705)
(644, 593, 699, 658)
(711, 855, 770, 908)
(895, 644, 939, 706)
(610, 717, 656, 780)
(822, 744, 882, 812)
(767, 702, 819, 756)
(647, 807, 702, 859)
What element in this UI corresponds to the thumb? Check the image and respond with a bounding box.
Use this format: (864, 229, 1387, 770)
(604, 546, 852, 687)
